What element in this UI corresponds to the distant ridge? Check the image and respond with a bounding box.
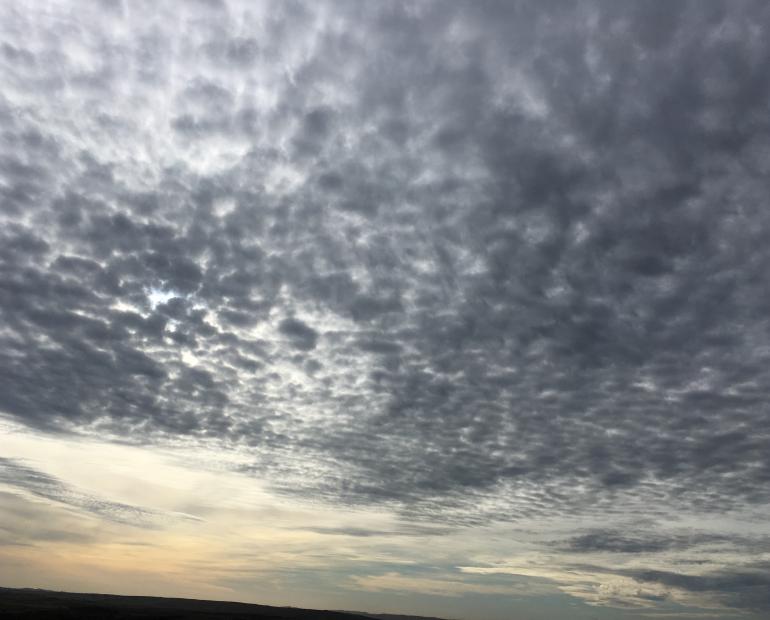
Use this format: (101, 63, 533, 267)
(353, 614, 454, 620)
(0, 586, 399, 619)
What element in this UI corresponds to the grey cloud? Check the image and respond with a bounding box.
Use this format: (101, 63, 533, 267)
(355, 339, 402, 355)
(279, 317, 319, 351)
(0, 0, 769, 557)
(625, 567, 770, 612)
(561, 529, 757, 555)
(293, 525, 451, 538)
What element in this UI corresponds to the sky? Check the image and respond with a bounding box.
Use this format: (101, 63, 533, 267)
(1, 1, 769, 618)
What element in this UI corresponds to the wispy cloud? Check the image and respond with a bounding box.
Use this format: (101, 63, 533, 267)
(0, 457, 198, 527)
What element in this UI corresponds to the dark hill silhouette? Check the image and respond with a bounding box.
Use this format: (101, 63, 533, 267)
(0, 588, 450, 620)
(0, 587, 449, 620)
(355, 615, 452, 620)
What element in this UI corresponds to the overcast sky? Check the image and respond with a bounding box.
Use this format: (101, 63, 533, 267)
(1, 1, 770, 618)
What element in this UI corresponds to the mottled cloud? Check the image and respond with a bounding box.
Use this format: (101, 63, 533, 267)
(560, 529, 760, 555)
(293, 525, 452, 539)
(622, 566, 770, 613)
(1, 0, 770, 615)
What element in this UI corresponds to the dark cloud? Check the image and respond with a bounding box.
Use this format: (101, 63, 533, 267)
(624, 567, 770, 612)
(561, 529, 760, 555)
(278, 317, 319, 351)
(0, 0, 769, 562)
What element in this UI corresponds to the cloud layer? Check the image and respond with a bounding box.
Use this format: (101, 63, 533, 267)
(2, 1, 770, 615)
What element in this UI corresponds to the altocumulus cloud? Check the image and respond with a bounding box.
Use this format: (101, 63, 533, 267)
(1, 0, 770, 614)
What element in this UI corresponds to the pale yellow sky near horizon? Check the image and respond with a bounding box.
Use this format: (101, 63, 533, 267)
(1, 418, 765, 620)
(0, 419, 554, 616)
